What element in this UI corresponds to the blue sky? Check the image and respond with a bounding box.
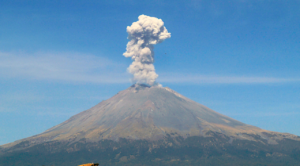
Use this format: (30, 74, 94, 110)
(0, 0, 300, 145)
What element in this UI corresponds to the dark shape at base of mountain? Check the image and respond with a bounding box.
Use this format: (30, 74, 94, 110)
(1, 84, 300, 165)
(1, 132, 300, 166)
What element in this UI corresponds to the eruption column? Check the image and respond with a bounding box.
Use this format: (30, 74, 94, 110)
(123, 15, 171, 86)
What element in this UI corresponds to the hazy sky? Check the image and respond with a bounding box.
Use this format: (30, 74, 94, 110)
(0, 0, 300, 145)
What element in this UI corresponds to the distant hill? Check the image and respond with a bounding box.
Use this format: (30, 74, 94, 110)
(1, 84, 300, 166)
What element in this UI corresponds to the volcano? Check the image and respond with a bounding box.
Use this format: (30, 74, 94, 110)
(1, 84, 300, 166)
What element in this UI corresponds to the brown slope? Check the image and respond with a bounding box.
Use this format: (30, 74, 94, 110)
(1, 84, 299, 150)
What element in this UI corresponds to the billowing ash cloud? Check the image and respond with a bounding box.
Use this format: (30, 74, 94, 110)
(123, 15, 171, 86)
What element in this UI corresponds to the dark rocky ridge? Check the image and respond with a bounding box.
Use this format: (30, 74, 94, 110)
(1, 84, 300, 165)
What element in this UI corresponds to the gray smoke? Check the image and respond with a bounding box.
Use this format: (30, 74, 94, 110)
(123, 15, 171, 86)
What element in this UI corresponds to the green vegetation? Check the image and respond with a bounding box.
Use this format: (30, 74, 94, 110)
(1, 133, 300, 166)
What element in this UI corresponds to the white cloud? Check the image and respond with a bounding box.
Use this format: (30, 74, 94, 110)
(157, 73, 299, 84)
(0, 51, 129, 83)
(0, 51, 299, 85)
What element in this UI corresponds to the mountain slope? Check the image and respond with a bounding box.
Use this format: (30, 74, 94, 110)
(1, 84, 300, 165)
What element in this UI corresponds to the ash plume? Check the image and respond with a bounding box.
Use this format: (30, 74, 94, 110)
(123, 15, 171, 86)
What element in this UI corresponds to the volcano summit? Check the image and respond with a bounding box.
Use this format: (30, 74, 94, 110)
(1, 84, 300, 165)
